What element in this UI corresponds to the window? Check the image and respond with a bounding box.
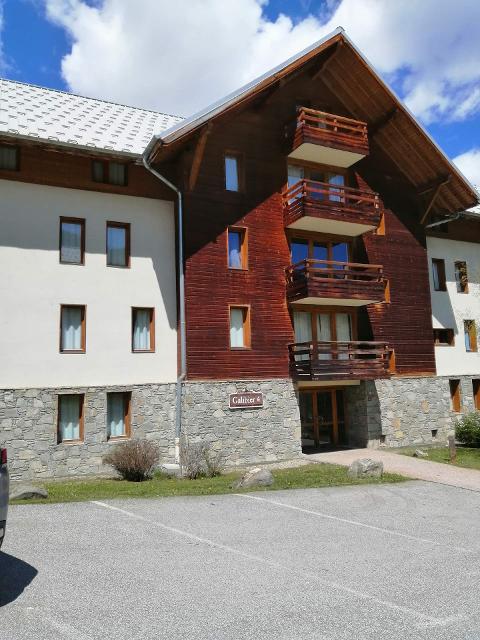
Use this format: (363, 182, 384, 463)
(106, 222, 130, 267)
(58, 394, 84, 443)
(227, 228, 247, 269)
(132, 308, 155, 352)
(92, 160, 127, 186)
(473, 380, 480, 411)
(287, 163, 345, 201)
(225, 154, 242, 191)
(433, 328, 454, 346)
(229, 306, 250, 348)
(454, 261, 468, 293)
(290, 237, 349, 273)
(107, 392, 131, 439)
(432, 258, 446, 291)
(449, 379, 461, 413)
(464, 320, 477, 352)
(0, 145, 19, 171)
(59, 217, 85, 265)
(60, 305, 86, 353)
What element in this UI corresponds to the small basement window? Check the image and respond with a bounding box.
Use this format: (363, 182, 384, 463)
(433, 328, 454, 346)
(449, 379, 461, 413)
(57, 394, 84, 443)
(0, 145, 19, 171)
(92, 160, 127, 186)
(107, 392, 131, 439)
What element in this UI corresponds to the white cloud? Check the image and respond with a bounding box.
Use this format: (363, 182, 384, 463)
(454, 149, 480, 188)
(44, 0, 480, 123)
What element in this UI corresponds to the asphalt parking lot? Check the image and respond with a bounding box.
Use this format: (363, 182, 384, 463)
(1, 481, 480, 640)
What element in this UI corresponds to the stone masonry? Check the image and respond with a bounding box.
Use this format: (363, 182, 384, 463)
(0, 384, 176, 481)
(182, 379, 302, 466)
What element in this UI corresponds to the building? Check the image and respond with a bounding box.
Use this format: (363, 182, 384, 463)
(1, 28, 478, 480)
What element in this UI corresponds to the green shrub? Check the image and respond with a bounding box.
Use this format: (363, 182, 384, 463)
(455, 412, 480, 447)
(102, 439, 160, 481)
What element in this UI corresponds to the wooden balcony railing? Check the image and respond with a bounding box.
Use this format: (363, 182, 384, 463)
(289, 340, 392, 381)
(293, 108, 369, 156)
(282, 179, 383, 231)
(286, 259, 388, 304)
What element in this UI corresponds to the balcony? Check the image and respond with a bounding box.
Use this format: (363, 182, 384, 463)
(286, 259, 388, 306)
(288, 108, 369, 168)
(283, 179, 382, 236)
(288, 341, 392, 381)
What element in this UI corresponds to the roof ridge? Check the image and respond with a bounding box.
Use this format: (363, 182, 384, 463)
(0, 77, 184, 120)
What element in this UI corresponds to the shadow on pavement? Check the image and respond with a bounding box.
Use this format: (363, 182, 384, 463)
(0, 552, 38, 607)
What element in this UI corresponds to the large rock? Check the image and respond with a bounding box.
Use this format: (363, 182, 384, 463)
(10, 485, 48, 500)
(347, 458, 383, 479)
(234, 467, 274, 489)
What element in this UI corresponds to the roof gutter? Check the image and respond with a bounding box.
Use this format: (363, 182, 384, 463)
(142, 154, 186, 464)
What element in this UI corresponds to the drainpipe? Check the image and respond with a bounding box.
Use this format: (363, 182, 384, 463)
(142, 155, 186, 465)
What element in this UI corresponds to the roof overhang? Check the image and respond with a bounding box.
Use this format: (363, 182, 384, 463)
(144, 28, 479, 217)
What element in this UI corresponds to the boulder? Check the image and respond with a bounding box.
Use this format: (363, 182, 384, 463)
(347, 458, 383, 479)
(10, 485, 48, 501)
(413, 449, 428, 458)
(234, 467, 274, 489)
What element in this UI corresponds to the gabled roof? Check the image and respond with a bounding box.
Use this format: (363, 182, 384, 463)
(0, 78, 183, 157)
(145, 27, 478, 217)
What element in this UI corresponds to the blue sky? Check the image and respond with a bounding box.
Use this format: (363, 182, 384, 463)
(1, 0, 480, 182)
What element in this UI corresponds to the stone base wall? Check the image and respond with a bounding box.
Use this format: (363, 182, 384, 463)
(0, 384, 176, 481)
(346, 375, 477, 448)
(182, 379, 302, 466)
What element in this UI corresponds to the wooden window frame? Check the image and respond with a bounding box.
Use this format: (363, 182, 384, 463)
(60, 304, 86, 353)
(473, 380, 480, 411)
(288, 234, 351, 262)
(229, 304, 251, 350)
(454, 261, 469, 294)
(0, 144, 20, 171)
(464, 320, 478, 353)
(227, 226, 248, 270)
(131, 307, 155, 353)
(286, 159, 350, 189)
(292, 305, 358, 343)
(432, 258, 446, 292)
(449, 379, 461, 413)
(106, 391, 132, 440)
(57, 393, 85, 444)
(433, 328, 455, 347)
(92, 160, 128, 187)
(59, 216, 85, 265)
(106, 221, 131, 268)
(224, 151, 245, 193)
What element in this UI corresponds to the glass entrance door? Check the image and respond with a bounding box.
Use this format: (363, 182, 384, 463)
(299, 389, 345, 449)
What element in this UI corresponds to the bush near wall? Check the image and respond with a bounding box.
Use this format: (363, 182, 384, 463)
(455, 412, 480, 447)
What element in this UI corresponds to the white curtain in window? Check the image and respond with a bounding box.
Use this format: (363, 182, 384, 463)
(107, 226, 126, 266)
(133, 310, 151, 350)
(287, 164, 304, 189)
(293, 311, 312, 361)
(336, 313, 352, 360)
(60, 395, 80, 441)
(107, 394, 125, 438)
(317, 314, 332, 360)
(328, 173, 345, 202)
(61, 222, 81, 263)
(230, 308, 245, 347)
(62, 307, 82, 350)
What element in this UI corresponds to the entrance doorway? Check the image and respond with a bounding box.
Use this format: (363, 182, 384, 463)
(299, 388, 346, 450)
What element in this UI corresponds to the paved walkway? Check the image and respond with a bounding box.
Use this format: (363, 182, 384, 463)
(305, 448, 480, 492)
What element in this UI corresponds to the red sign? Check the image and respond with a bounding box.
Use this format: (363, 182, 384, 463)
(229, 392, 264, 409)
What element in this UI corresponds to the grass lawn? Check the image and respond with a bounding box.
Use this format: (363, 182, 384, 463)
(398, 446, 480, 470)
(10, 463, 406, 505)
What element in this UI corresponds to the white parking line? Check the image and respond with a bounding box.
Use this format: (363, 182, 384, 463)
(235, 493, 476, 554)
(90, 500, 464, 628)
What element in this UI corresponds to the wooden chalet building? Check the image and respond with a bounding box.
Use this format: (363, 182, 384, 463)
(1, 28, 479, 479)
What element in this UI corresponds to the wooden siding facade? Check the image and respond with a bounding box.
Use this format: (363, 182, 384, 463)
(170, 71, 437, 381)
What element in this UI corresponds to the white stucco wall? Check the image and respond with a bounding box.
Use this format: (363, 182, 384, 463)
(427, 236, 480, 376)
(0, 179, 177, 388)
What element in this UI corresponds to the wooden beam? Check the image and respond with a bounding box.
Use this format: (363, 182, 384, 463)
(417, 175, 451, 196)
(369, 108, 398, 136)
(188, 124, 211, 191)
(311, 41, 343, 81)
(420, 178, 450, 224)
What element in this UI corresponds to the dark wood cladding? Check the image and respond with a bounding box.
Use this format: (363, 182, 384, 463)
(283, 179, 382, 230)
(291, 108, 369, 157)
(289, 341, 391, 381)
(0, 139, 174, 201)
(286, 259, 386, 304)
